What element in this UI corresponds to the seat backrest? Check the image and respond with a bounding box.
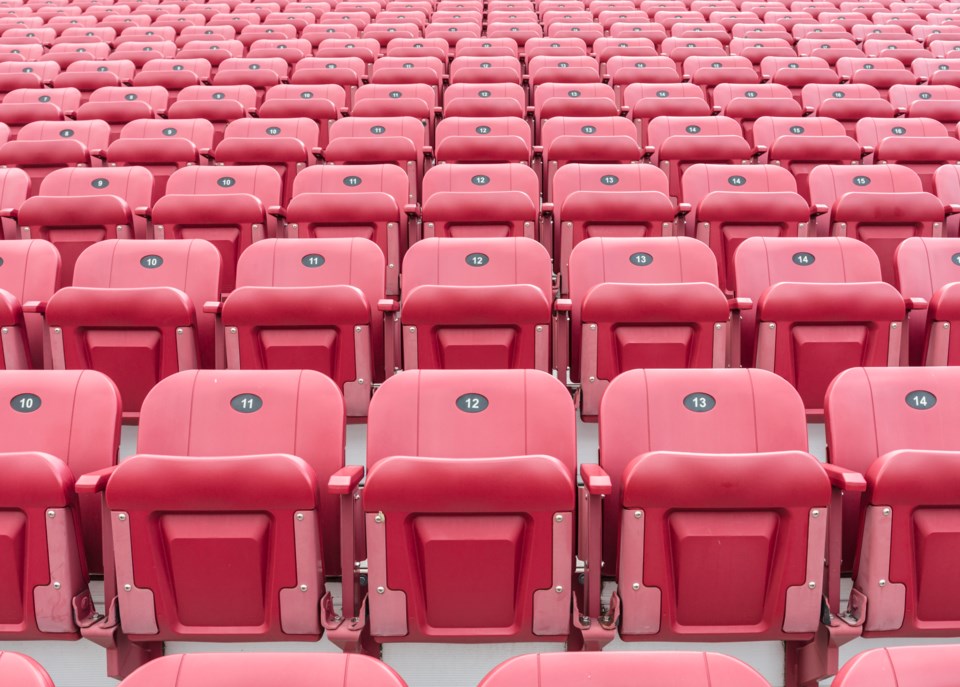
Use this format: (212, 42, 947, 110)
(646, 114, 743, 147)
(221, 115, 321, 147)
(0, 369, 120, 574)
(174, 84, 258, 110)
(833, 646, 960, 687)
(138, 368, 346, 574)
(479, 652, 772, 687)
(2, 85, 80, 111)
(117, 117, 215, 147)
(165, 163, 282, 206)
(808, 163, 927, 227)
(139, 57, 213, 81)
(116, 653, 409, 687)
(599, 367, 809, 567)
(855, 115, 951, 147)
(263, 83, 347, 110)
(14, 119, 110, 148)
(39, 165, 153, 206)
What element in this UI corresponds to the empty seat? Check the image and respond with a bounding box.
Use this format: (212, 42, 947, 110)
(888, 84, 960, 130)
(76, 86, 170, 140)
(449, 55, 523, 84)
(734, 237, 905, 413)
(605, 56, 682, 95)
(53, 60, 136, 102)
(370, 56, 445, 93)
(936, 164, 960, 237)
(567, 237, 733, 419)
(825, 366, 960, 632)
(912, 58, 960, 88)
(541, 116, 642, 200)
(399, 237, 553, 371)
(421, 163, 540, 239)
(45, 239, 221, 416)
(856, 117, 960, 192)
(0, 61, 61, 95)
(0, 86, 80, 134)
(533, 82, 619, 135)
(434, 116, 531, 163)
(133, 58, 212, 103)
(285, 164, 412, 296)
(528, 54, 601, 87)
(479, 652, 772, 687)
(809, 164, 946, 282)
(802, 83, 897, 137)
(683, 56, 760, 100)
(836, 57, 918, 97)
(752, 116, 862, 200)
(81, 368, 346, 678)
(212, 57, 289, 103)
(645, 115, 752, 203)
(681, 164, 811, 291)
(0, 653, 54, 687)
(177, 39, 245, 69)
(220, 238, 387, 417)
(622, 83, 710, 147)
(167, 85, 258, 145)
(761, 56, 840, 100)
(711, 83, 803, 144)
(152, 165, 283, 291)
(895, 237, 960, 365)
(326, 368, 576, 651)
(442, 82, 526, 118)
(105, 118, 215, 203)
(550, 163, 676, 288)
(351, 84, 438, 140)
(833, 646, 960, 687)
(0, 166, 30, 240)
(114, 654, 409, 687)
(0, 239, 59, 370)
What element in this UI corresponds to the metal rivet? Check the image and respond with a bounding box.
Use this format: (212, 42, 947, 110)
(536, 325, 543, 332)
(1, 327, 7, 334)
(374, 512, 384, 523)
(882, 507, 891, 516)
(377, 586, 385, 594)
(123, 584, 132, 592)
(53, 581, 61, 590)
(555, 585, 563, 593)
(812, 509, 820, 518)
(555, 514, 563, 522)
(354, 493, 360, 500)
(588, 376, 595, 382)
(388, 263, 395, 269)
(945, 323, 950, 329)
(300, 584, 308, 592)
(118, 513, 126, 521)
(768, 323, 775, 329)
(634, 510, 642, 518)
(230, 327, 237, 334)
(590, 324, 597, 330)
(879, 579, 887, 587)
(715, 323, 722, 329)
(176, 328, 183, 335)
(409, 327, 416, 333)
(54, 327, 61, 334)
(357, 379, 364, 385)
(891, 323, 898, 329)
(632, 582, 640, 590)
(47, 510, 55, 518)
(355, 326, 362, 333)
(296, 512, 304, 520)
(808, 581, 816, 589)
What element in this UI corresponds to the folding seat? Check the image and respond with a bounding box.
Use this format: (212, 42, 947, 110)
(661, 37, 727, 63)
(565, 237, 733, 418)
(434, 116, 531, 164)
(479, 652, 773, 687)
(351, 83, 437, 141)
(211, 56, 289, 104)
(369, 56, 444, 94)
(835, 56, 918, 98)
(0, 86, 80, 134)
(825, 366, 960, 637)
(109, 40, 178, 69)
(592, 37, 658, 64)
(533, 82, 618, 137)
(113, 653, 410, 687)
(324, 368, 576, 651)
(453, 37, 520, 59)
(796, 37, 865, 65)
(303, 24, 361, 42)
(793, 25, 855, 42)
(315, 37, 381, 64)
(729, 36, 797, 67)
(448, 56, 522, 85)
(734, 237, 906, 413)
(541, 116, 642, 201)
(761, 56, 840, 100)
(863, 37, 932, 66)
(622, 83, 710, 146)
(246, 37, 311, 63)
(420, 163, 539, 240)
(856, 117, 960, 192)
(0, 166, 27, 240)
(0, 43, 44, 62)
(607, 22, 668, 44)
(1, 28, 57, 47)
(79, 368, 345, 678)
(888, 84, 960, 130)
(132, 59, 213, 105)
(0, 61, 59, 95)
(167, 85, 257, 145)
(765, 10, 818, 31)
(106, 119, 215, 202)
(43, 41, 111, 69)
(238, 25, 301, 51)
(377, 13, 429, 30)
(916, 27, 960, 49)
(52, 60, 136, 103)
(174, 27, 237, 51)
(486, 23, 543, 48)
(323, 116, 426, 203)
(833, 646, 960, 687)
(290, 57, 365, 106)
(605, 56, 682, 100)
(442, 81, 526, 118)
(752, 116, 862, 201)
(385, 37, 447, 62)
(670, 22, 732, 46)
(801, 83, 897, 137)
(0, 368, 121, 634)
(363, 24, 424, 48)
(176, 39, 245, 71)
(912, 58, 960, 88)
(936, 165, 960, 238)
(0, 653, 54, 687)
(76, 86, 169, 141)
(932, 40, 960, 59)
(527, 55, 601, 88)
(818, 11, 871, 30)
(714, 12, 765, 32)
(852, 23, 909, 41)
(809, 164, 947, 282)
(152, 166, 281, 291)
(681, 164, 810, 292)
(423, 23, 482, 47)
(711, 83, 802, 143)
(0, 238, 58, 371)
(644, 115, 752, 203)
(217, 238, 386, 416)
(320, 10, 372, 30)
(895, 236, 960, 364)
(0, 120, 110, 201)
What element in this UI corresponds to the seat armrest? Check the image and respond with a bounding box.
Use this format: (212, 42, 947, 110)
(728, 297, 753, 311)
(311, 146, 323, 161)
(945, 203, 960, 215)
(403, 203, 419, 216)
(532, 144, 544, 155)
(555, 297, 572, 312)
(422, 144, 433, 158)
(0, 207, 17, 219)
(905, 297, 928, 311)
(134, 206, 150, 219)
(753, 143, 768, 156)
(329, 465, 364, 494)
(541, 202, 554, 215)
(860, 145, 874, 156)
(199, 147, 214, 160)
(89, 148, 106, 160)
(821, 463, 867, 492)
(76, 466, 118, 494)
(580, 464, 612, 496)
(677, 202, 692, 215)
(378, 298, 399, 312)
(202, 300, 223, 314)
(21, 300, 46, 314)
(811, 203, 829, 216)
(267, 204, 285, 219)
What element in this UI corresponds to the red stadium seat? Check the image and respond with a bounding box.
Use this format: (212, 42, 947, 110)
(53, 60, 136, 102)
(532, 82, 619, 136)
(132, 58, 213, 104)
(711, 82, 803, 144)
(888, 83, 960, 130)
(622, 82, 710, 147)
(801, 83, 897, 137)
(834, 646, 960, 687)
(167, 84, 258, 145)
(0, 86, 80, 135)
(0, 653, 54, 687)
(259, 84, 344, 145)
(442, 81, 527, 118)
(220, 237, 387, 416)
(761, 56, 839, 101)
(0, 239, 59, 369)
(895, 236, 960, 364)
(567, 237, 732, 419)
(734, 237, 906, 414)
(935, 163, 960, 237)
(434, 116, 531, 163)
(398, 237, 553, 371)
(0, 166, 30, 240)
(856, 117, 960, 192)
(75, 85, 169, 140)
(527, 54, 600, 87)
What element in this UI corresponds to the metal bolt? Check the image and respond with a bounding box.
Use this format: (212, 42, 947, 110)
(715, 323, 721, 329)
(300, 584, 308, 592)
(891, 323, 898, 329)
(945, 323, 950, 329)
(230, 327, 237, 334)
(768, 323, 775, 329)
(388, 263, 395, 269)
(536, 325, 543, 332)
(882, 507, 891, 516)
(588, 376, 595, 382)
(354, 493, 360, 500)
(590, 324, 597, 330)
(808, 581, 816, 589)
(357, 379, 364, 385)
(812, 509, 820, 518)
(118, 513, 126, 521)
(296, 512, 304, 521)
(634, 510, 642, 518)
(47, 510, 55, 519)
(374, 512, 384, 523)
(124, 584, 132, 592)
(176, 328, 183, 335)
(555, 514, 563, 522)
(377, 586, 385, 594)
(1, 327, 6, 334)
(355, 326, 362, 333)
(54, 328, 61, 334)
(53, 581, 61, 590)
(555, 585, 563, 593)
(879, 579, 887, 587)
(409, 327, 415, 333)
(632, 582, 640, 590)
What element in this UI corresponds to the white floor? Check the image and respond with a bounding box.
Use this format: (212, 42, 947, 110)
(5, 420, 957, 686)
